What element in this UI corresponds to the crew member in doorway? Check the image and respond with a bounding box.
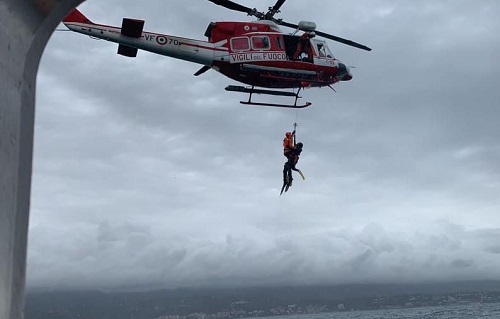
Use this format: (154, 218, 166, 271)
(317, 43, 326, 57)
(293, 32, 315, 62)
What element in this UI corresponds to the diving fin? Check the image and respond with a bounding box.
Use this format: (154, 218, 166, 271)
(280, 183, 286, 195)
(297, 169, 305, 180)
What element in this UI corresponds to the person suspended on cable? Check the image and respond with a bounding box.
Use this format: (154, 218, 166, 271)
(283, 130, 296, 162)
(284, 141, 304, 182)
(283, 127, 303, 170)
(290, 142, 303, 170)
(280, 125, 305, 195)
(281, 141, 305, 195)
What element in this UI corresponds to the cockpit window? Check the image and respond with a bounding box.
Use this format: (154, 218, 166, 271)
(276, 36, 283, 49)
(231, 37, 250, 52)
(317, 43, 326, 57)
(251, 36, 271, 50)
(314, 40, 334, 59)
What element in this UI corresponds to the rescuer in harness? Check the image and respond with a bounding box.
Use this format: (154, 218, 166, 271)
(283, 131, 296, 163)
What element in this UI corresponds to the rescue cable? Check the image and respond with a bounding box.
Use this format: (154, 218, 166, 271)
(293, 122, 298, 145)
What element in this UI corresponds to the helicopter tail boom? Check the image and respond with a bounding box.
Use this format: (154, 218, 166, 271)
(63, 9, 221, 66)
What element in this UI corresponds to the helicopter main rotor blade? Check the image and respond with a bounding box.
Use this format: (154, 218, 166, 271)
(277, 17, 372, 51)
(315, 30, 372, 51)
(271, 0, 287, 13)
(207, 0, 371, 51)
(207, 0, 255, 16)
(265, 0, 287, 20)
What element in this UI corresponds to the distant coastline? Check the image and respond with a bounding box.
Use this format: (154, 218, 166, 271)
(25, 280, 500, 319)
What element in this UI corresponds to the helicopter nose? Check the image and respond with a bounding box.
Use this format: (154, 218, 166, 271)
(338, 62, 352, 81)
(338, 62, 348, 75)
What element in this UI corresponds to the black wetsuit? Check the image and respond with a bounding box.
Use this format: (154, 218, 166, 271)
(283, 145, 303, 186)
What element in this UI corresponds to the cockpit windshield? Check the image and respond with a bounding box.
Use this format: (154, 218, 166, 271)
(313, 40, 334, 59)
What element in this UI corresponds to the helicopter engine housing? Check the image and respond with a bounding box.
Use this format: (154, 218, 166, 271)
(298, 21, 316, 32)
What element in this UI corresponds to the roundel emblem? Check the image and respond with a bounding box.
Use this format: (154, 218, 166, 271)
(244, 25, 250, 31)
(156, 36, 168, 45)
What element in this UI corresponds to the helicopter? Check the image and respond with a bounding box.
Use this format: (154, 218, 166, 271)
(63, 0, 371, 108)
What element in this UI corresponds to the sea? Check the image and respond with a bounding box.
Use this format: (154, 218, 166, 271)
(266, 303, 500, 319)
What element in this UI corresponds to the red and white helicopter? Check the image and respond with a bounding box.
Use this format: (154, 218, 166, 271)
(63, 0, 371, 108)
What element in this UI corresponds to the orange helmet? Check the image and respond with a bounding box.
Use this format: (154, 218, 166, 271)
(285, 132, 292, 138)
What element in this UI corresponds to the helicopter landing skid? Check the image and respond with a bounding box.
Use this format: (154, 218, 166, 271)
(240, 100, 311, 108)
(225, 85, 312, 109)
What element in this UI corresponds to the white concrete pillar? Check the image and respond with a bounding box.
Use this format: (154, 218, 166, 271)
(0, 1, 84, 318)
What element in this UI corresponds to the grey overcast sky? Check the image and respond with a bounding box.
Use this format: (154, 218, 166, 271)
(28, 0, 500, 291)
